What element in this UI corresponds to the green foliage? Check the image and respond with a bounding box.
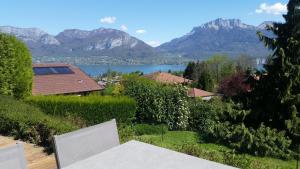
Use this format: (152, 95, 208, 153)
(0, 33, 33, 99)
(134, 124, 168, 136)
(177, 144, 254, 168)
(212, 123, 293, 159)
(123, 75, 190, 130)
(209, 100, 293, 159)
(198, 68, 214, 91)
(189, 98, 294, 159)
(102, 83, 124, 96)
(184, 55, 236, 91)
(118, 124, 135, 143)
(0, 95, 78, 152)
(246, 0, 300, 145)
(188, 99, 216, 136)
(26, 95, 136, 125)
(134, 131, 294, 169)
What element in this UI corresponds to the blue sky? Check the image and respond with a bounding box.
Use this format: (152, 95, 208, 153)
(0, 0, 288, 46)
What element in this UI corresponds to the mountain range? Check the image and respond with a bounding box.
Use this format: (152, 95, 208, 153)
(158, 19, 272, 60)
(0, 18, 273, 64)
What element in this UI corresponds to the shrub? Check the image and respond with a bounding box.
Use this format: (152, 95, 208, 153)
(0, 33, 33, 99)
(123, 75, 190, 130)
(134, 124, 168, 136)
(188, 99, 216, 136)
(212, 122, 293, 159)
(27, 95, 136, 125)
(0, 95, 78, 152)
(190, 98, 293, 159)
(218, 72, 250, 99)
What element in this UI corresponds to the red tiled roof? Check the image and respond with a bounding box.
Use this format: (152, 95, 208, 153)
(143, 72, 192, 84)
(187, 88, 216, 97)
(32, 63, 103, 95)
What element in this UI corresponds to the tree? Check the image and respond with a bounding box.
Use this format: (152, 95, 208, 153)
(0, 33, 33, 99)
(183, 62, 196, 80)
(247, 0, 300, 144)
(235, 55, 256, 72)
(184, 55, 236, 91)
(198, 68, 214, 91)
(218, 72, 250, 99)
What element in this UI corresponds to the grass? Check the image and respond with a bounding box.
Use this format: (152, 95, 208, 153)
(134, 131, 297, 169)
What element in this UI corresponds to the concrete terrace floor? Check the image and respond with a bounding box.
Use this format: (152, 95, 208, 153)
(0, 136, 56, 169)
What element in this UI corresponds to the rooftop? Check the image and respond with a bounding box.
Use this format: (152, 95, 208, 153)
(32, 63, 103, 95)
(187, 88, 216, 98)
(143, 72, 192, 84)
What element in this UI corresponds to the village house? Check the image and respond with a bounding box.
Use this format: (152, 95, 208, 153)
(143, 72, 217, 100)
(143, 72, 192, 84)
(32, 63, 103, 95)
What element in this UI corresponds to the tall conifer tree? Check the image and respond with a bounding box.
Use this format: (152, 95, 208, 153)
(249, 0, 300, 143)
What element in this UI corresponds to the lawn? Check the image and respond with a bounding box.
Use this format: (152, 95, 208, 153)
(134, 131, 297, 169)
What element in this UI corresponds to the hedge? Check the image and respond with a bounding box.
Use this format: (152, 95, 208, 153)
(0, 33, 33, 99)
(0, 95, 78, 152)
(123, 75, 190, 130)
(27, 95, 136, 125)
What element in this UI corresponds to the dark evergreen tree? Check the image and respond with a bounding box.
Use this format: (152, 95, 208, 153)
(183, 62, 195, 80)
(248, 0, 300, 144)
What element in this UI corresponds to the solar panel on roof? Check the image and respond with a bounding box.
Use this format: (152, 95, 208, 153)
(33, 66, 74, 75)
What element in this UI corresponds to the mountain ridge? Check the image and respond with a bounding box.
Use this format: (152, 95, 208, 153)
(157, 18, 273, 60)
(0, 18, 274, 64)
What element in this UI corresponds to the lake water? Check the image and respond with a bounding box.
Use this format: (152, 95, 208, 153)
(77, 65, 187, 77)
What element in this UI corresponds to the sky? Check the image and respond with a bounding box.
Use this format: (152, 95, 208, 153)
(0, 0, 288, 47)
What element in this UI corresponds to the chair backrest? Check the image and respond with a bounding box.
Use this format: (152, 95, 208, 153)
(0, 143, 27, 169)
(54, 119, 120, 169)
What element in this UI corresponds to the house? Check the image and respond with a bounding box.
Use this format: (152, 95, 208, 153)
(143, 72, 192, 84)
(187, 88, 217, 101)
(32, 63, 103, 95)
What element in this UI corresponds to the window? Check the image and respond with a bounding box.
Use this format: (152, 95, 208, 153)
(33, 66, 74, 75)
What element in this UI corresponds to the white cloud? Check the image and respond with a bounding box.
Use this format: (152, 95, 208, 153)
(120, 25, 128, 31)
(136, 29, 147, 34)
(255, 3, 287, 15)
(100, 16, 116, 24)
(147, 41, 161, 47)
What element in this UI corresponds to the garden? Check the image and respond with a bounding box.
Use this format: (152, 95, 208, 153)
(0, 1, 299, 168)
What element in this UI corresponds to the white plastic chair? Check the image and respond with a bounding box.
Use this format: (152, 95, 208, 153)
(54, 119, 120, 169)
(0, 143, 27, 169)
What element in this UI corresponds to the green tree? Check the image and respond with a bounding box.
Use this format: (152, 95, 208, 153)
(0, 33, 33, 99)
(184, 55, 236, 91)
(248, 0, 300, 144)
(198, 69, 214, 91)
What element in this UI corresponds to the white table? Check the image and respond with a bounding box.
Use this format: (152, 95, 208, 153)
(64, 140, 237, 169)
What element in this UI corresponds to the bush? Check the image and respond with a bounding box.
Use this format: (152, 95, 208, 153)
(0, 33, 33, 99)
(123, 75, 190, 130)
(212, 123, 293, 159)
(134, 124, 168, 136)
(188, 99, 216, 136)
(0, 95, 78, 152)
(27, 95, 136, 125)
(190, 98, 293, 159)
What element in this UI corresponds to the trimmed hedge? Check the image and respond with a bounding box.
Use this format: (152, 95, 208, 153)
(0, 33, 33, 99)
(0, 95, 78, 152)
(27, 95, 136, 125)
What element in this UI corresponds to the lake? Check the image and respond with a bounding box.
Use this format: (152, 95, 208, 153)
(77, 64, 187, 77)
